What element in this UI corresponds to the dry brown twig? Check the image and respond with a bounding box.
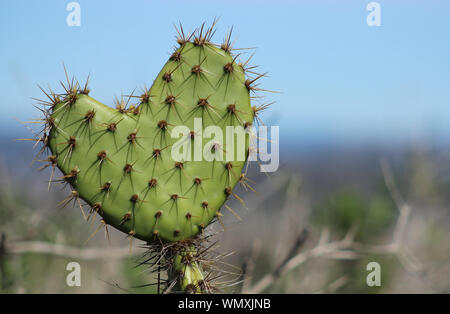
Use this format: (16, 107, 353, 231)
(5, 240, 141, 260)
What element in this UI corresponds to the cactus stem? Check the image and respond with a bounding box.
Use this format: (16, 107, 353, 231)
(170, 244, 206, 293)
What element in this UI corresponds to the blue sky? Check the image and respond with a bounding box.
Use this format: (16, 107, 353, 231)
(1, 0, 450, 146)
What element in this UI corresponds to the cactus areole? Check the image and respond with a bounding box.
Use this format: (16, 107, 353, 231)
(44, 25, 257, 243)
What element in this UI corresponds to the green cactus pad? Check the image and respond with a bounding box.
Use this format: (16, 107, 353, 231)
(45, 32, 255, 243)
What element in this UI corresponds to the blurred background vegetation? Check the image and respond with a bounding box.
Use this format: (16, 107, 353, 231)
(1, 138, 450, 293)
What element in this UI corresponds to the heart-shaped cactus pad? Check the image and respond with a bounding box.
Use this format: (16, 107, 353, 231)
(42, 25, 259, 243)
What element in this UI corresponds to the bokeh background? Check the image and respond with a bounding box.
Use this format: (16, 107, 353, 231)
(1, 0, 450, 293)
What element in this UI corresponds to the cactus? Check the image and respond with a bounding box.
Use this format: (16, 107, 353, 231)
(31, 21, 271, 293)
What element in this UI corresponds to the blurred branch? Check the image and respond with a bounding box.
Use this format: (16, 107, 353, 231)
(4, 240, 141, 260)
(315, 275, 349, 294)
(242, 228, 309, 292)
(272, 228, 309, 278)
(244, 158, 421, 294)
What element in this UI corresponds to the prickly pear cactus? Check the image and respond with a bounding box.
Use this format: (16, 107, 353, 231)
(47, 30, 254, 243)
(33, 21, 271, 293)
